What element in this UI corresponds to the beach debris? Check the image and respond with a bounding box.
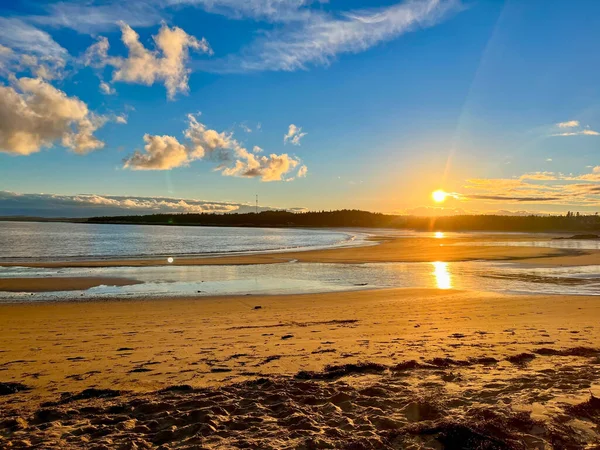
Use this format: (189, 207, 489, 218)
(0, 416, 28, 431)
(253, 305, 262, 310)
(296, 362, 387, 380)
(566, 393, 600, 419)
(506, 353, 536, 366)
(258, 355, 281, 365)
(159, 385, 194, 393)
(0, 382, 31, 396)
(3, 347, 600, 447)
(41, 388, 123, 407)
(129, 367, 153, 373)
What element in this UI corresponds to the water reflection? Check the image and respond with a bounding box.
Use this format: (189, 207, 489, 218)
(432, 261, 452, 289)
(3, 261, 600, 302)
(434, 232, 444, 239)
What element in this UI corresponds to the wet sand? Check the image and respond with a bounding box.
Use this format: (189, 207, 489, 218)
(1, 234, 595, 268)
(1, 288, 600, 447)
(0, 277, 142, 292)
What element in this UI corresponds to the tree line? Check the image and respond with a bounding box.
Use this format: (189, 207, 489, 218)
(86, 209, 600, 232)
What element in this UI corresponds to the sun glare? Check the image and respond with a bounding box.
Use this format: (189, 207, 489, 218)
(432, 190, 447, 203)
(432, 262, 452, 289)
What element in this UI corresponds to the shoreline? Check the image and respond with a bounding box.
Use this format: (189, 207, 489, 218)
(2, 233, 599, 268)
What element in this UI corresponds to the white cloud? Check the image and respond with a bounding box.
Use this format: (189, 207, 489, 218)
(0, 77, 106, 155)
(31, 1, 163, 34)
(283, 124, 307, 145)
(551, 120, 599, 137)
(99, 81, 116, 95)
(0, 190, 306, 217)
(556, 120, 579, 128)
(114, 114, 128, 124)
(462, 167, 600, 207)
(124, 134, 191, 170)
(124, 113, 305, 181)
(205, 0, 462, 72)
(297, 164, 308, 177)
(0, 19, 68, 80)
(253, 145, 263, 153)
(553, 129, 600, 137)
(169, 0, 316, 22)
(84, 22, 212, 99)
(221, 148, 300, 181)
(0, 18, 67, 60)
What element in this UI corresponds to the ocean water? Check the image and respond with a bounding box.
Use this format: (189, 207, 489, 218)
(2, 261, 600, 302)
(0, 221, 364, 262)
(2, 223, 600, 301)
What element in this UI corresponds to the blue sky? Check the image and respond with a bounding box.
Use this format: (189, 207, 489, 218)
(1, 0, 600, 217)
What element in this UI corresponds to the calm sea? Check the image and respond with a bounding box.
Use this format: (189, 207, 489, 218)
(0, 221, 363, 262)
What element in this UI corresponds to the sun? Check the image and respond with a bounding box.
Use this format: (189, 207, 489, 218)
(432, 190, 447, 203)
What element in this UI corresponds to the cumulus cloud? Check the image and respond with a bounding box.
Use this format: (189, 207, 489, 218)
(114, 114, 128, 124)
(124, 114, 307, 181)
(221, 148, 300, 181)
(297, 164, 308, 177)
(283, 124, 307, 145)
(84, 22, 212, 99)
(551, 120, 599, 137)
(124, 134, 191, 170)
(0, 190, 306, 218)
(556, 120, 579, 128)
(0, 77, 107, 155)
(99, 80, 115, 95)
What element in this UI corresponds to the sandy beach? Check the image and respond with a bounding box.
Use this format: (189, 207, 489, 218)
(0, 277, 142, 292)
(1, 234, 600, 448)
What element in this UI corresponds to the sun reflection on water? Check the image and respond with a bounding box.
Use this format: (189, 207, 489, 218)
(434, 231, 444, 239)
(432, 261, 452, 289)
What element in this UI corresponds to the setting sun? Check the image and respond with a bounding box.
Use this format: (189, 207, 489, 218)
(432, 190, 447, 203)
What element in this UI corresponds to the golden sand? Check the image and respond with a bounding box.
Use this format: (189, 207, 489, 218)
(1, 288, 600, 447)
(2, 234, 600, 447)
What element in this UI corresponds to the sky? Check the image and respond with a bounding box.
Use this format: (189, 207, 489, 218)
(1, 0, 599, 217)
